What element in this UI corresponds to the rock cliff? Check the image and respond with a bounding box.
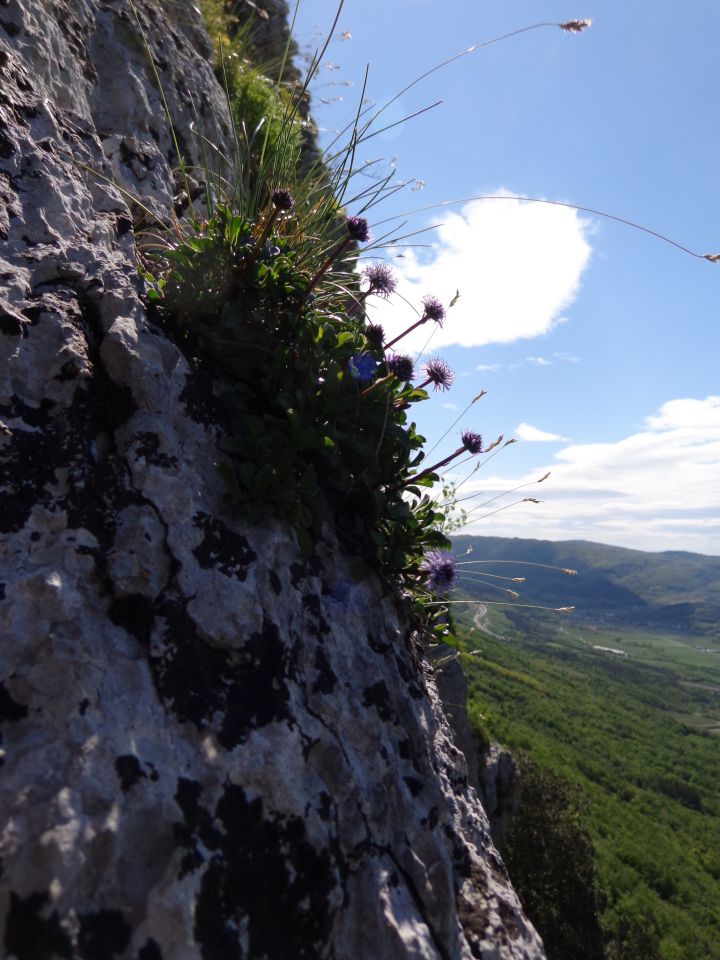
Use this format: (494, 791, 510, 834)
(0, 2, 545, 957)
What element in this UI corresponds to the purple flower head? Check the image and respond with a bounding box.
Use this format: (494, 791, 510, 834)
(364, 323, 385, 350)
(461, 430, 483, 455)
(422, 357, 454, 392)
(386, 353, 414, 382)
(346, 216, 370, 243)
(421, 295, 446, 326)
(271, 188, 294, 211)
(362, 263, 397, 298)
(420, 550, 458, 595)
(348, 353, 378, 382)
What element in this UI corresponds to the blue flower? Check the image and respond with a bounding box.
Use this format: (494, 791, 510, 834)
(420, 550, 458, 595)
(348, 353, 378, 382)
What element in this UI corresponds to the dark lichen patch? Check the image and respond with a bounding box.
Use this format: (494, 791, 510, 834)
(77, 909, 131, 960)
(302, 592, 330, 638)
(367, 632, 391, 655)
(152, 601, 228, 732)
(398, 738, 413, 760)
(192, 512, 256, 580)
(93, 378, 137, 433)
(217, 617, 291, 750)
(311, 648, 336, 695)
(362, 681, 394, 723)
(138, 938, 164, 959)
(0, 395, 54, 429)
(0, 682, 28, 723)
(404, 776, 424, 798)
(317, 791, 333, 822)
(289, 554, 323, 590)
(132, 432, 178, 469)
(152, 604, 290, 749)
(0, 365, 134, 537)
(173, 778, 220, 879)
(178, 365, 226, 427)
(115, 754, 145, 791)
(193, 784, 336, 960)
(108, 595, 155, 645)
(4, 890, 73, 959)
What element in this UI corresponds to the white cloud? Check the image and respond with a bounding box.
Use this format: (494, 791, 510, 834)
(477, 353, 579, 374)
(369, 191, 593, 353)
(515, 423, 570, 443)
(508, 355, 554, 371)
(451, 396, 720, 554)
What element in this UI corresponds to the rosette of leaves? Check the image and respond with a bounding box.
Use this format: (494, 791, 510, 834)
(146, 205, 307, 378)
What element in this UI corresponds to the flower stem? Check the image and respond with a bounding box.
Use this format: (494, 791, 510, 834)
(384, 315, 427, 349)
(359, 373, 394, 397)
(306, 237, 353, 295)
(392, 446, 464, 491)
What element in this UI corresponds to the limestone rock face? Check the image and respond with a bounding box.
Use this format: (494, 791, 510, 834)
(0, 2, 545, 958)
(478, 745, 522, 848)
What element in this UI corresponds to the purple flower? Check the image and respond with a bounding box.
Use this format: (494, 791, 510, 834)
(422, 357, 454, 391)
(461, 430, 483, 455)
(364, 323, 385, 349)
(348, 353, 378, 382)
(421, 295, 446, 326)
(420, 550, 458, 595)
(386, 353, 414, 382)
(271, 189, 295, 211)
(346, 216, 370, 243)
(362, 263, 397, 298)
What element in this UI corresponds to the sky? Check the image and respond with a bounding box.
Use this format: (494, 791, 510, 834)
(292, 0, 720, 555)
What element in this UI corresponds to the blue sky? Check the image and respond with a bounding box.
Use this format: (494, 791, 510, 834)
(292, 0, 719, 554)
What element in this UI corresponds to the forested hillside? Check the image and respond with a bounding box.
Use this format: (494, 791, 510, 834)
(455, 545, 720, 959)
(451, 535, 720, 636)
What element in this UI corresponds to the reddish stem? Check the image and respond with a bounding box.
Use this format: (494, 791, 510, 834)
(384, 314, 427, 350)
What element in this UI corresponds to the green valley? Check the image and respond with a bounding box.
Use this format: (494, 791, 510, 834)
(451, 536, 720, 960)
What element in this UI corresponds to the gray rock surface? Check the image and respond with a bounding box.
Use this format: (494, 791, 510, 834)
(0, 2, 545, 957)
(478, 745, 522, 848)
(429, 644, 480, 787)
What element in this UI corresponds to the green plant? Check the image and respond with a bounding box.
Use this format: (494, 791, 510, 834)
(501, 757, 606, 960)
(143, 195, 466, 628)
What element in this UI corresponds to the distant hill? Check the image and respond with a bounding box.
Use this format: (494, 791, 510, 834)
(450, 536, 720, 636)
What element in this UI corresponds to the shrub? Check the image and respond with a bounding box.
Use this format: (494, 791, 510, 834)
(501, 758, 605, 960)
